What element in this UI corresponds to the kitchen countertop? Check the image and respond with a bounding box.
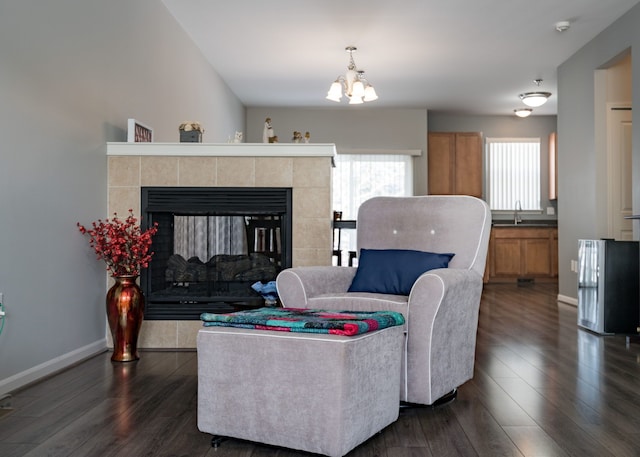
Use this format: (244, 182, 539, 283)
(333, 220, 558, 228)
(492, 220, 557, 227)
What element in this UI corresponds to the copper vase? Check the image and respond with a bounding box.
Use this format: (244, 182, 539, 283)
(106, 275, 144, 362)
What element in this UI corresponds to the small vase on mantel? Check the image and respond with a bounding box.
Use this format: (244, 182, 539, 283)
(106, 275, 145, 362)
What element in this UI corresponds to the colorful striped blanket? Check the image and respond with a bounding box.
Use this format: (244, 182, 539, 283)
(200, 307, 405, 336)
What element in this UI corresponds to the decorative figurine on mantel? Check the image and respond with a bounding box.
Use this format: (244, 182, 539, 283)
(233, 131, 243, 143)
(263, 117, 275, 143)
(179, 121, 204, 143)
(292, 130, 311, 143)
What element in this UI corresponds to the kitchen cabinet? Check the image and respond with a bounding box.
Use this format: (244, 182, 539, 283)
(428, 132, 483, 198)
(487, 226, 558, 283)
(550, 229, 558, 277)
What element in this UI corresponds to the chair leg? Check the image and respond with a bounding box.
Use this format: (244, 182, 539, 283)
(399, 389, 457, 410)
(431, 389, 457, 407)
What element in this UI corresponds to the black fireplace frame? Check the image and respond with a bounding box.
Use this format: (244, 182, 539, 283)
(140, 186, 292, 320)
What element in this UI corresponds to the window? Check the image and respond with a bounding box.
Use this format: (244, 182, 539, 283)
(332, 153, 413, 252)
(332, 153, 413, 220)
(486, 138, 541, 211)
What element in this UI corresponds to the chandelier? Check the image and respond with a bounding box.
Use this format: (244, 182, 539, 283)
(326, 46, 378, 105)
(519, 79, 552, 107)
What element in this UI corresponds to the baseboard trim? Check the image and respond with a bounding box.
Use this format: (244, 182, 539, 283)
(557, 294, 578, 307)
(0, 340, 107, 397)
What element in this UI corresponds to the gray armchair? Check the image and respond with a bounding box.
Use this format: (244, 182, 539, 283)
(276, 195, 491, 405)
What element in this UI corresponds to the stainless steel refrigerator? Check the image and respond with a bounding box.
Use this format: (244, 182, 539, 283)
(577, 239, 639, 334)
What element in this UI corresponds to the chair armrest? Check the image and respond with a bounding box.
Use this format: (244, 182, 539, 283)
(405, 268, 484, 403)
(276, 266, 357, 307)
(409, 268, 483, 323)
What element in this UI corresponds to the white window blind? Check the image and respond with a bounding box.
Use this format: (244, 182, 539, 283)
(332, 154, 413, 253)
(332, 153, 413, 220)
(487, 138, 541, 211)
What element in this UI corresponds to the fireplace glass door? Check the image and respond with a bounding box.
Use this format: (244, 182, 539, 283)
(141, 187, 292, 319)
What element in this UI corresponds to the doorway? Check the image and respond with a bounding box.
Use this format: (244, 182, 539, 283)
(596, 49, 632, 240)
(608, 105, 633, 240)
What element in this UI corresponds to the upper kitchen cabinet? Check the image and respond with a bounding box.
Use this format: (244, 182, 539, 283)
(428, 132, 483, 198)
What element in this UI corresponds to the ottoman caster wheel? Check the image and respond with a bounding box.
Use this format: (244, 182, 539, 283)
(211, 435, 226, 448)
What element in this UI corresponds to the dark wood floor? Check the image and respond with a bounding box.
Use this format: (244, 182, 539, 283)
(2, 283, 640, 456)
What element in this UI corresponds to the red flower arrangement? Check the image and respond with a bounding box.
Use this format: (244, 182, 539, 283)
(77, 210, 159, 277)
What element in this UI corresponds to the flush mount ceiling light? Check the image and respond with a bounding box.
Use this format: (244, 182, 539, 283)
(326, 46, 378, 105)
(519, 79, 552, 107)
(514, 108, 533, 118)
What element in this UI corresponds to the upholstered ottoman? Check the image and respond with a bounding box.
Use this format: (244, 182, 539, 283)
(197, 309, 404, 457)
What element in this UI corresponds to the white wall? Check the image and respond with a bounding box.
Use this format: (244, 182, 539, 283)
(0, 0, 244, 395)
(557, 3, 640, 301)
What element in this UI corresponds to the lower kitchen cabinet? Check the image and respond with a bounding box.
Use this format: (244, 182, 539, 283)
(487, 226, 558, 283)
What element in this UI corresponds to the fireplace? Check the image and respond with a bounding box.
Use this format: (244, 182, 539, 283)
(141, 187, 292, 320)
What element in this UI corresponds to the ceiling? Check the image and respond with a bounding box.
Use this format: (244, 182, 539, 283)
(161, 0, 639, 116)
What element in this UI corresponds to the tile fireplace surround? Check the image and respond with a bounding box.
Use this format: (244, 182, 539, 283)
(107, 142, 335, 349)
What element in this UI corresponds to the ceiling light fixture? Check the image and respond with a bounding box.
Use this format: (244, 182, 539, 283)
(326, 46, 378, 105)
(514, 108, 533, 118)
(519, 79, 552, 107)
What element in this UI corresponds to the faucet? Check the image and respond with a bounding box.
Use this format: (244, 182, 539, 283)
(514, 200, 522, 225)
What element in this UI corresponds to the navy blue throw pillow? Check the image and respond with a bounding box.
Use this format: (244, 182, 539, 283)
(348, 249, 455, 296)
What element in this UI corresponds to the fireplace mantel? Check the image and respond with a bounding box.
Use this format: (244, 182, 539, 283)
(107, 142, 336, 158)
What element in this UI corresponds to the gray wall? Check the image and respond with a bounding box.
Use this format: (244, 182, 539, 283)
(0, 0, 244, 394)
(246, 109, 558, 216)
(246, 108, 429, 194)
(428, 114, 558, 221)
(557, 3, 640, 301)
